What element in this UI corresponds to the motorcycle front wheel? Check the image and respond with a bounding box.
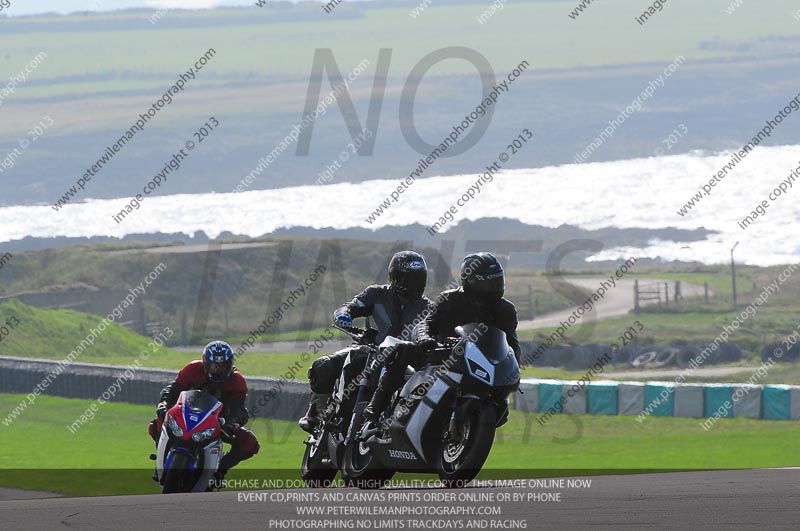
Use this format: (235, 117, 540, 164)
(342, 418, 394, 489)
(301, 430, 338, 488)
(162, 452, 192, 494)
(435, 403, 496, 488)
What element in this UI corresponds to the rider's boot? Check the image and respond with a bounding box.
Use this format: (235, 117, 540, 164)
(207, 469, 227, 491)
(211, 448, 239, 490)
(298, 392, 330, 433)
(363, 384, 390, 423)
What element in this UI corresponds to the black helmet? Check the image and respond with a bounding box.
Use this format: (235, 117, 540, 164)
(460, 252, 504, 303)
(388, 251, 427, 300)
(203, 340, 234, 384)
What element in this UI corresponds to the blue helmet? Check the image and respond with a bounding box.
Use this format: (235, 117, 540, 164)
(203, 340, 234, 383)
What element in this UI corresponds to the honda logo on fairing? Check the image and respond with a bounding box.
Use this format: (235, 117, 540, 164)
(388, 449, 417, 460)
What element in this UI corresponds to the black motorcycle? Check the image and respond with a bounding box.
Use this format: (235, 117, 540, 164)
(301, 324, 377, 487)
(342, 323, 520, 488)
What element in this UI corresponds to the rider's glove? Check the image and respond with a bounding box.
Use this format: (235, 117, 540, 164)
(220, 419, 240, 438)
(416, 337, 438, 354)
(333, 309, 353, 328)
(156, 401, 169, 420)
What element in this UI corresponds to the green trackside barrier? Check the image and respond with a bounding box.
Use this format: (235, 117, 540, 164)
(704, 384, 734, 418)
(538, 381, 563, 413)
(644, 382, 675, 417)
(587, 382, 618, 415)
(761, 385, 791, 420)
(517, 377, 800, 421)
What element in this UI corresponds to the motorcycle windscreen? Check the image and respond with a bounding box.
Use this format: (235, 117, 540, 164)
(182, 390, 221, 414)
(456, 323, 513, 365)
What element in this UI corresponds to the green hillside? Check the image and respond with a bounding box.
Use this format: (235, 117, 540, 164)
(0, 298, 176, 360)
(0, 239, 591, 344)
(3, 239, 799, 350)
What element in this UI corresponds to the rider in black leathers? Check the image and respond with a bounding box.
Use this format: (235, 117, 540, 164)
(298, 251, 431, 433)
(364, 252, 521, 422)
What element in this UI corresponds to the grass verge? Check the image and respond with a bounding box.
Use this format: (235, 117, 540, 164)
(0, 393, 796, 496)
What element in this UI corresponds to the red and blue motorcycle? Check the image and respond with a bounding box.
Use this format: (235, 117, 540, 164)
(155, 390, 225, 493)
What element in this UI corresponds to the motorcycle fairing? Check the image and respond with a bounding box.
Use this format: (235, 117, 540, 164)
(380, 367, 462, 466)
(464, 342, 494, 385)
(180, 391, 222, 433)
(157, 428, 222, 492)
(156, 390, 224, 492)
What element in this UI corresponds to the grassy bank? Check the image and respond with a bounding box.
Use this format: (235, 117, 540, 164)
(0, 299, 180, 360)
(0, 393, 796, 496)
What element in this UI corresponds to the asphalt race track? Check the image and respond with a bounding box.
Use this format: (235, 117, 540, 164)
(3, 469, 798, 530)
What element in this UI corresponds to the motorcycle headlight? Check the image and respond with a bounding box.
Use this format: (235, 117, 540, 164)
(191, 428, 216, 443)
(168, 416, 184, 438)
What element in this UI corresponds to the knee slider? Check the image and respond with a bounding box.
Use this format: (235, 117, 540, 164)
(238, 429, 260, 455)
(148, 419, 160, 442)
(309, 356, 331, 379)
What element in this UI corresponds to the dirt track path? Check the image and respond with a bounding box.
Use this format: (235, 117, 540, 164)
(517, 277, 708, 330)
